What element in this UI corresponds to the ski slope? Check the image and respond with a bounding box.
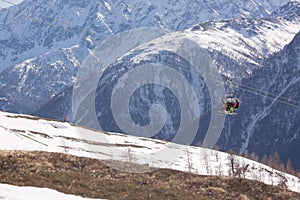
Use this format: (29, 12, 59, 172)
(0, 183, 103, 200)
(0, 111, 299, 193)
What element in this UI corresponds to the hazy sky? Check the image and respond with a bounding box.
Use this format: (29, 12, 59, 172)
(0, 0, 23, 8)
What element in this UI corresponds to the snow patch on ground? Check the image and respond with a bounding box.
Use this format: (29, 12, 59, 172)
(0, 183, 103, 200)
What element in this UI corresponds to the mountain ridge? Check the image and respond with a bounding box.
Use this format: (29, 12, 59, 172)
(0, 0, 292, 72)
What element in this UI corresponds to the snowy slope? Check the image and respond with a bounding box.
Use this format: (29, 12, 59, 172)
(189, 17, 300, 69)
(122, 16, 300, 79)
(0, 111, 299, 193)
(0, 183, 103, 200)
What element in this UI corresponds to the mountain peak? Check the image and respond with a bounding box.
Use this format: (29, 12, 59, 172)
(0, 0, 294, 72)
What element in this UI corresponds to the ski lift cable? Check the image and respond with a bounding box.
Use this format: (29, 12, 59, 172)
(207, 73, 300, 105)
(225, 76, 300, 109)
(205, 74, 300, 109)
(239, 83, 300, 105)
(238, 85, 300, 109)
(237, 79, 300, 108)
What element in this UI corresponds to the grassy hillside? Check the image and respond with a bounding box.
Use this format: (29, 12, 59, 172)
(0, 151, 299, 200)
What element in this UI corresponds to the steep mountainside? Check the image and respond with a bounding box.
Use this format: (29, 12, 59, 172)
(0, 46, 86, 113)
(219, 31, 300, 170)
(34, 2, 300, 120)
(0, 0, 296, 115)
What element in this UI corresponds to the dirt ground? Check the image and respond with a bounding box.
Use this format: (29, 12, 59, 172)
(0, 151, 299, 200)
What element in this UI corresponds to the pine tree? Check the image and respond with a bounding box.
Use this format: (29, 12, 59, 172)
(213, 145, 219, 151)
(296, 171, 300, 178)
(195, 141, 201, 147)
(261, 154, 268, 165)
(243, 152, 250, 160)
(250, 152, 259, 162)
(286, 159, 295, 175)
(279, 163, 285, 172)
(268, 151, 280, 169)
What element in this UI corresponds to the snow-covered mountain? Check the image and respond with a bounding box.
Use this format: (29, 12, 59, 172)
(0, 0, 287, 72)
(0, 183, 102, 200)
(35, 2, 300, 141)
(29, 1, 299, 114)
(0, 0, 296, 114)
(75, 12, 299, 139)
(0, 111, 299, 193)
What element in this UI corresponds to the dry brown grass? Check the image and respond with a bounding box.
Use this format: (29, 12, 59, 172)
(0, 151, 299, 200)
